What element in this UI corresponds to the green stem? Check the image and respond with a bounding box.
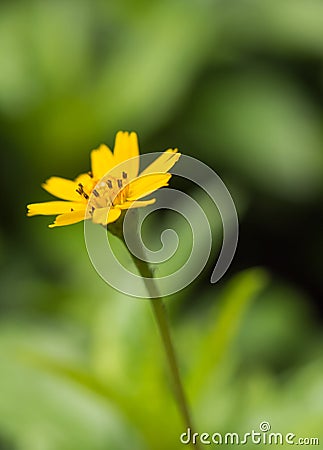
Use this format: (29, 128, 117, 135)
(108, 218, 198, 447)
(151, 298, 194, 431)
(130, 253, 197, 444)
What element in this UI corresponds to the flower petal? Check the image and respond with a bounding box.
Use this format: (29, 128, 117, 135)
(27, 201, 86, 217)
(113, 131, 139, 180)
(48, 210, 86, 228)
(92, 207, 121, 225)
(118, 199, 156, 209)
(127, 173, 171, 200)
(75, 173, 93, 186)
(91, 144, 115, 179)
(42, 177, 84, 202)
(140, 149, 180, 176)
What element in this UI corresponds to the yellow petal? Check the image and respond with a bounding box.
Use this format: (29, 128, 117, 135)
(113, 131, 139, 180)
(42, 177, 84, 202)
(48, 210, 86, 228)
(75, 173, 93, 186)
(118, 199, 156, 209)
(91, 144, 115, 179)
(92, 207, 121, 225)
(27, 201, 86, 217)
(140, 149, 180, 176)
(127, 173, 171, 201)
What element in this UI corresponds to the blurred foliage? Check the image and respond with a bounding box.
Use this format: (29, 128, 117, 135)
(1, 0, 323, 449)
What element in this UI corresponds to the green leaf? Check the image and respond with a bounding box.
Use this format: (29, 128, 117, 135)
(188, 268, 269, 398)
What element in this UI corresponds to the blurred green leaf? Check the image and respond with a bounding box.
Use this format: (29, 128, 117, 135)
(188, 268, 269, 398)
(219, 0, 323, 57)
(189, 69, 323, 199)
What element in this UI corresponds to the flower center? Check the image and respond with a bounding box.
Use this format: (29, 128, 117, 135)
(77, 171, 129, 215)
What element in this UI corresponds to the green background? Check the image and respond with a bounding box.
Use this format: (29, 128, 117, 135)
(0, 1, 323, 449)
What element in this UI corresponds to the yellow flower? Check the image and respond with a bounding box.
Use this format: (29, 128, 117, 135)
(27, 131, 180, 228)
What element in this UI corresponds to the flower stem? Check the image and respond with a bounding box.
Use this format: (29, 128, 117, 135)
(129, 253, 197, 446)
(151, 297, 194, 432)
(108, 218, 198, 447)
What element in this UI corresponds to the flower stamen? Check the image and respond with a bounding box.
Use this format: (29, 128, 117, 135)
(75, 183, 84, 196)
(76, 183, 90, 200)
